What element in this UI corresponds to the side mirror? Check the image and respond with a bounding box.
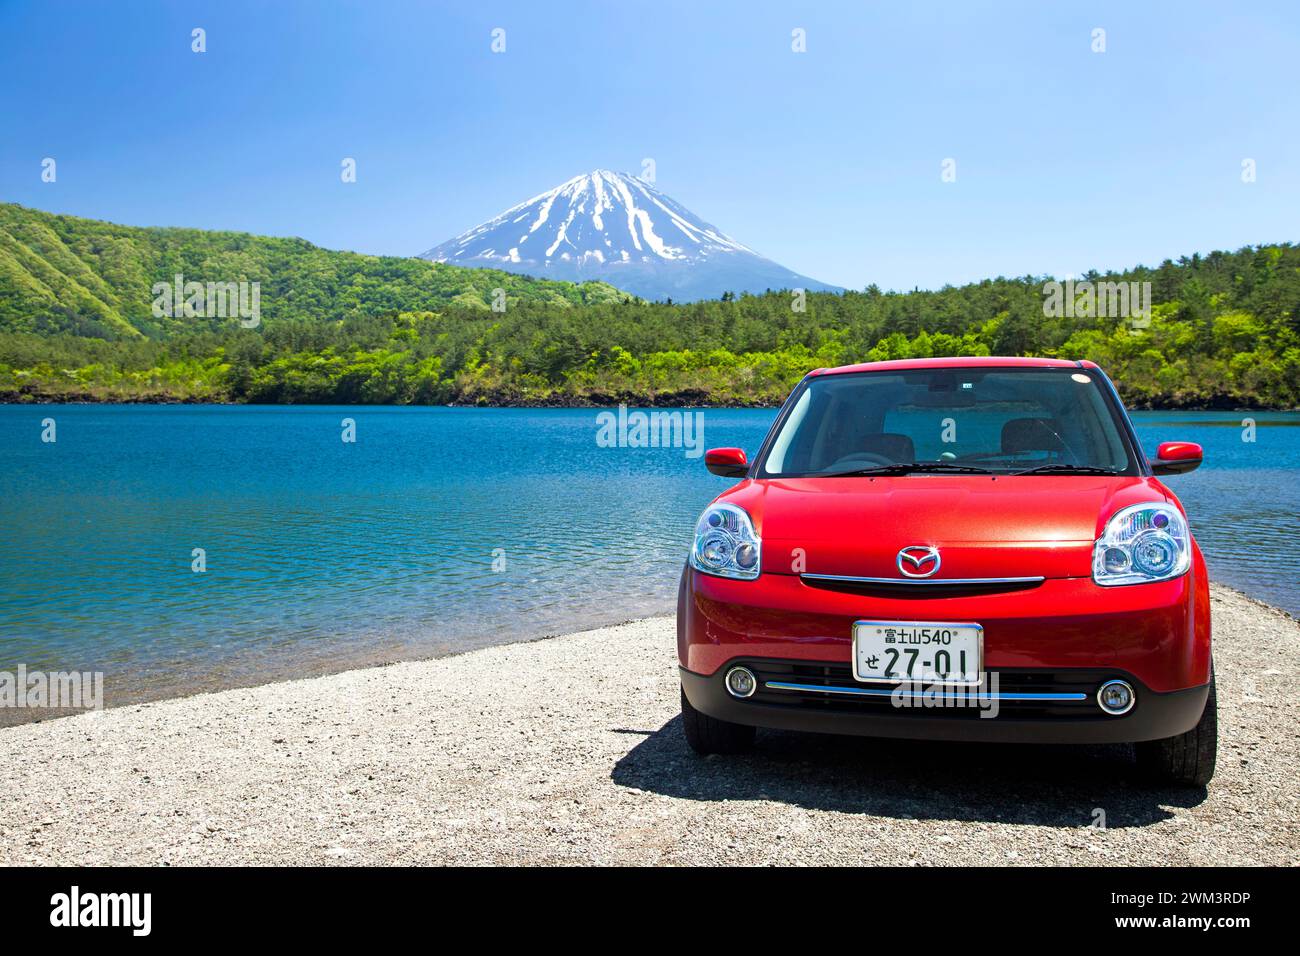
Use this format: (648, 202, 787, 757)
(1151, 441, 1203, 476)
(705, 447, 748, 478)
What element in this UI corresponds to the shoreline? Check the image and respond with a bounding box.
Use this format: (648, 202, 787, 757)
(3, 393, 1298, 412)
(1, 581, 1295, 865)
(0, 582, 1293, 731)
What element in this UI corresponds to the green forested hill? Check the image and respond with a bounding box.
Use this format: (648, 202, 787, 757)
(1, 202, 1297, 407)
(0, 202, 627, 338)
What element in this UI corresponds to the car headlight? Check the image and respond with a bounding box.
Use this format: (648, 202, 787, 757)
(1093, 503, 1191, 586)
(690, 503, 761, 580)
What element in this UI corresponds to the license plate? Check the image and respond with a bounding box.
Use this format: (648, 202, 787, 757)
(852, 620, 983, 686)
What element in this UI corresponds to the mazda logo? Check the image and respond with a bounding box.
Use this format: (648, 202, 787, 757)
(897, 545, 941, 578)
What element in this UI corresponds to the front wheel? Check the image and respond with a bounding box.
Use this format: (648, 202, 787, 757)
(1135, 673, 1217, 787)
(680, 687, 755, 755)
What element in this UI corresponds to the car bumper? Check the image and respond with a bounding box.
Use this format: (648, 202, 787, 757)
(677, 564, 1212, 743)
(680, 663, 1209, 743)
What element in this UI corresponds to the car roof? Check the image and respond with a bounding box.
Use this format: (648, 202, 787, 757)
(807, 356, 1099, 377)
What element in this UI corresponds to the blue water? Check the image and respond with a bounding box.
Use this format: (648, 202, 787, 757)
(0, 406, 1296, 712)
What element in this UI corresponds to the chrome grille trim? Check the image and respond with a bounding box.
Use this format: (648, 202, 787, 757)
(764, 680, 1087, 702)
(801, 573, 1046, 586)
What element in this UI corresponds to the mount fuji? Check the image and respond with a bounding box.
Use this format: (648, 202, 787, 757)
(417, 170, 840, 302)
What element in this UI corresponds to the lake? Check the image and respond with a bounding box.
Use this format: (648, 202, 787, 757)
(1, 405, 1296, 715)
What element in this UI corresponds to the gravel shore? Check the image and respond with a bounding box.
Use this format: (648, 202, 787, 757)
(1, 584, 1296, 866)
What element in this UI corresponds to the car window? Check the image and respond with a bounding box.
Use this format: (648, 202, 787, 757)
(759, 367, 1136, 476)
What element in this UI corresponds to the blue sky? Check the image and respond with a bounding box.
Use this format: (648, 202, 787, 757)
(1, 0, 1296, 291)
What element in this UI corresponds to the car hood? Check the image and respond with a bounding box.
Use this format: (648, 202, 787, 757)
(717, 475, 1171, 580)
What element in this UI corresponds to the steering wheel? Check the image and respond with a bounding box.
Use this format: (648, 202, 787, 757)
(826, 451, 895, 470)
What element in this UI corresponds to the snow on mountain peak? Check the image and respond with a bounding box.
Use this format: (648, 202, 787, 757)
(418, 170, 840, 302)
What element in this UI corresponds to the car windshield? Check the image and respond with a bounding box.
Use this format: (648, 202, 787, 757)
(758, 367, 1138, 477)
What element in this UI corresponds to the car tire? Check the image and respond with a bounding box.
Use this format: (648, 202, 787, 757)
(1135, 672, 1217, 787)
(680, 687, 755, 755)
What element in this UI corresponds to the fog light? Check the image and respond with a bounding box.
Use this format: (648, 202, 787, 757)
(725, 666, 757, 699)
(1097, 679, 1135, 715)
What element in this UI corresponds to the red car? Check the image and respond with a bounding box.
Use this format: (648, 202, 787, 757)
(678, 357, 1216, 786)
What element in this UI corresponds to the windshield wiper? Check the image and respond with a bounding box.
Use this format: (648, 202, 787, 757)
(1011, 464, 1122, 476)
(822, 462, 996, 477)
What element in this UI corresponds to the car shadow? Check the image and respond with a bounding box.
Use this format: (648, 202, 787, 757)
(610, 717, 1208, 828)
